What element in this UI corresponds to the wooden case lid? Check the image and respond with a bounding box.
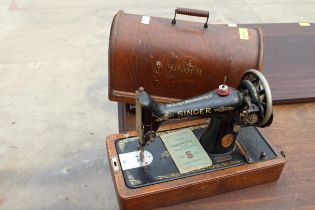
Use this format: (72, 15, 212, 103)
(108, 10, 263, 104)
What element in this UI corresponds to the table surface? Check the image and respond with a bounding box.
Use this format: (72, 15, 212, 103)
(117, 102, 315, 209)
(242, 23, 315, 104)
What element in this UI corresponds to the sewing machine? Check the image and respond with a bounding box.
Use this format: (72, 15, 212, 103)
(106, 69, 285, 210)
(137, 69, 272, 159)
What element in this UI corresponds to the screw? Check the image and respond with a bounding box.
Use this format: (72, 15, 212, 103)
(260, 151, 267, 160)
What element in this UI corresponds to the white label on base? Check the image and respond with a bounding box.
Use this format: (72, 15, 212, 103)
(141, 16, 150, 24)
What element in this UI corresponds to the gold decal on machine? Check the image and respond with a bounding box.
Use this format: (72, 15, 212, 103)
(177, 107, 235, 118)
(178, 108, 212, 117)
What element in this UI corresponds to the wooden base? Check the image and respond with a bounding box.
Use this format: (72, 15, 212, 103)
(106, 120, 285, 210)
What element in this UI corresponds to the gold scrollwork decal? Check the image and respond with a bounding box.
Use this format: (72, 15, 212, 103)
(127, 171, 142, 186)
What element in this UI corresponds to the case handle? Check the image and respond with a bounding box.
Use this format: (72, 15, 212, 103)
(172, 8, 209, 28)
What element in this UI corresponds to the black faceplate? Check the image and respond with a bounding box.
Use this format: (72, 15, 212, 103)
(115, 125, 277, 189)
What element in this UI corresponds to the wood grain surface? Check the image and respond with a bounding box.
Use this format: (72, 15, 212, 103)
(117, 102, 315, 209)
(109, 11, 263, 104)
(241, 23, 315, 104)
(110, 22, 315, 105)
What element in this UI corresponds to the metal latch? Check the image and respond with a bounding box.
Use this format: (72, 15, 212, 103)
(111, 155, 120, 173)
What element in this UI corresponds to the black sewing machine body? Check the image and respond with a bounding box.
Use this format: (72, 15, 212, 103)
(137, 88, 242, 154)
(136, 69, 273, 155)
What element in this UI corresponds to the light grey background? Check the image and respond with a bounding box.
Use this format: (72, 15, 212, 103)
(0, 0, 314, 209)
